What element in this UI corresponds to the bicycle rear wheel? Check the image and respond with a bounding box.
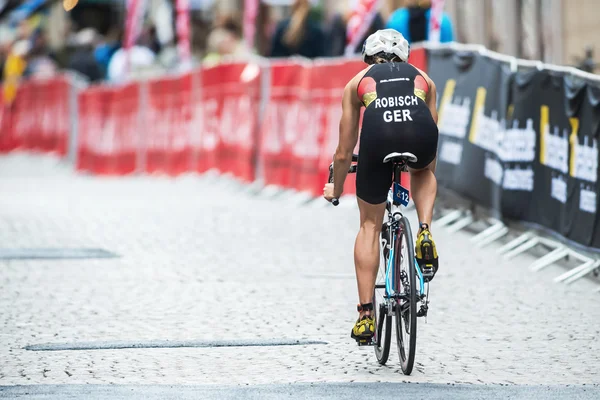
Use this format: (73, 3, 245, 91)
(395, 215, 417, 375)
(373, 223, 392, 364)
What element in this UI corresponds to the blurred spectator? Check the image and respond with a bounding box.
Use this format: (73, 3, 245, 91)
(386, 0, 454, 44)
(2, 39, 29, 105)
(0, 43, 9, 83)
(254, 2, 275, 57)
(67, 28, 103, 82)
(140, 25, 162, 55)
(94, 27, 122, 80)
(23, 30, 58, 79)
(575, 46, 596, 73)
(325, 10, 385, 57)
(269, 0, 325, 59)
(107, 37, 156, 83)
(203, 19, 249, 66)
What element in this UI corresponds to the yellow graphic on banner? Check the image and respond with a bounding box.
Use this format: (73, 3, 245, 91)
(507, 104, 514, 120)
(569, 117, 580, 177)
(437, 79, 456, 125)
(539, 105, 549, 165)
(468, 87, 487, 143)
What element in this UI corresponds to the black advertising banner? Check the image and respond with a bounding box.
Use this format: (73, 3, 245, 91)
(457, 57, 512, 212)
(506, 70, 569, 233)
(564, 78, 600, 247)
(427, 48, 475, 187)
(427, 46, 600, 251)
(427, 48, 512, 211)
(508, 72, 600, 248)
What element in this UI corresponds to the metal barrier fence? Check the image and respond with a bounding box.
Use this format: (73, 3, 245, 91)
(2, 41, 600, 290)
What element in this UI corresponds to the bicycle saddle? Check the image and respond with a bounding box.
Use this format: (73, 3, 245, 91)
(382, 152, 418, 164)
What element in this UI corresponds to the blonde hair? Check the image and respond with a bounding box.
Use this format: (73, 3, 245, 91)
(282, 0, 311, 49)
(366, 53, 402, 65)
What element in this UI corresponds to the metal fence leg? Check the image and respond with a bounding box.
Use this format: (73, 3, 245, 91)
(67, 79, 79, 168)
(137, 80, 148, 174)
(246, 179, 264, 195)
(503, 236, 539, 260)
(65, 72, 88, 169)
(497, 231, 535, 255)
(563, 260, 600, 285)
(446, 213, 475, 233)
(275, 188, 294, 200)
(470, 221, 505, 243)
(435, 209, 464, 227)
(554, 260, 595, 283)
(254, 61, 270, 188)
(261, 185, 284, 198)
(309, 198, 330, 208)
(477, 226, 509, 248)
(289, 191, 314, 206)
(529, 246, 568, 272)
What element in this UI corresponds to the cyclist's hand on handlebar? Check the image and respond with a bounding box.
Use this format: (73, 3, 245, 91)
(323, 183, 337, 203)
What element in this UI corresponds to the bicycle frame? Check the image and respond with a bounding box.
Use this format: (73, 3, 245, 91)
(327, 153, 427, 305)
(384, 227, 426, 299)
(382, 163, 426, 304)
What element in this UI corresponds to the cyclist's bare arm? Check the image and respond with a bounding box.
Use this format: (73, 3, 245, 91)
(332, 67, 370, 197)
(415, 68, 438, 124)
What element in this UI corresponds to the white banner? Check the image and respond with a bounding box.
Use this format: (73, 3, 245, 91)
(176, 0, 192, 67)
(428, 0, 445, 43)
(244, 0, 260, 50)
(345, 0, 380, 56)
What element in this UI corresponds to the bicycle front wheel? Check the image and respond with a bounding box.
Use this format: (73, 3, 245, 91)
(395, 215, 417, 375)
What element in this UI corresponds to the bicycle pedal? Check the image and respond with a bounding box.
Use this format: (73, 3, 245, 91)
(417, 305, 428, 317)
(421, 267, 434, 282)
(356, 338, 375, 346)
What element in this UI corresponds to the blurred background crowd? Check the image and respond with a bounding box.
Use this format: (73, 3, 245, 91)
(0, 0, 597, 89)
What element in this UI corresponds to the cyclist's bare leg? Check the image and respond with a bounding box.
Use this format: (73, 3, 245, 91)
(408, 157, 437, 233)
(354, 198, 387, 318)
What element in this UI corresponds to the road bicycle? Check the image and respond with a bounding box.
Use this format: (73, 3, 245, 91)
(328, 152, 431, 375)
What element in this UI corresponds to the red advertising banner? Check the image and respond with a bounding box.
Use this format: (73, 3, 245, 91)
(408, 46, 427, 71)
(9, 80, 33, 151)
(197, 62, 261, 182)
(260, 52, 426, 196)
(314, 59, 366, 196)
(4, 52, 428, 198)
(260, 59, 364, 196)
(259, 60, 306, 189)
(145, 73, 193, 175)
(0, 85, 15, 152)
(77, 83, 140, 175)
(10, 77, 70, 155)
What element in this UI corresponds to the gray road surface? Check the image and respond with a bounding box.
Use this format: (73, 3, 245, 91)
(2, 383, 600, 400)
(1, 153, 600, 392)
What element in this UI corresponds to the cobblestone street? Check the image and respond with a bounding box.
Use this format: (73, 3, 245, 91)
(1, 154, 600, 391)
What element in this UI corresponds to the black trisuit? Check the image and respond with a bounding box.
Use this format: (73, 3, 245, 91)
(355, 61, 439, 204)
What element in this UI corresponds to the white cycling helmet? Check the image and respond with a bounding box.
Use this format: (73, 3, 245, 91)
(362, 29, 410, 63)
